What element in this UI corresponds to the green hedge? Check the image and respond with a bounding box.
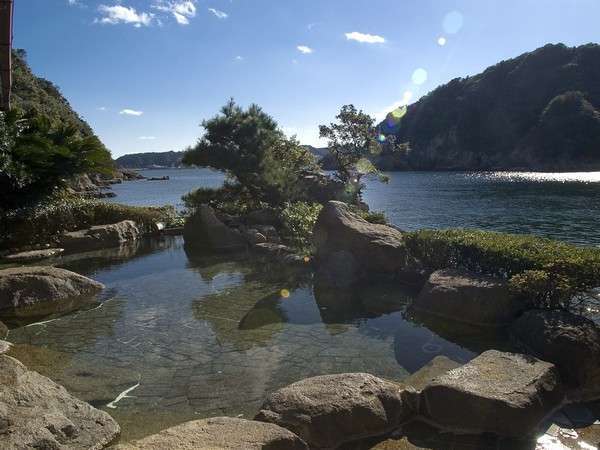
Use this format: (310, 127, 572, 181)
(1, 194, 177, 250)
(404, 229, 600, 308)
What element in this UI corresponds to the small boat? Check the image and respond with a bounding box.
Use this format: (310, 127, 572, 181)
(147, 176, 170, 181)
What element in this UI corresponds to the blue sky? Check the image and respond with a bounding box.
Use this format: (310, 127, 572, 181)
(14, 0, 600, 157)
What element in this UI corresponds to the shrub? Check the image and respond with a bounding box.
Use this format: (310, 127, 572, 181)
(182, 181, 265, 216)
(356, 209, 388, 225)
(0, 110, 113, 209)
(280, 202, 323, 251)
(0, 193, 174, 249)
(404, 228, 600, 309)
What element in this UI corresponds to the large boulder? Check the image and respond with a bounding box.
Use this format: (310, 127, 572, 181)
(401, 356, 462, 391)
(313, 201, 410, 286)
(59, 220, 141, 253)
(412, 269, 524, 326)
(255, 373, 411, 449)
(0, 355, 120, 449)
(183, 205, 247, 252)
(405, 350, 563, 437)
(0, 266, 104, 318)
(114, 417, 307, 450)
(510, 309, 600, 401)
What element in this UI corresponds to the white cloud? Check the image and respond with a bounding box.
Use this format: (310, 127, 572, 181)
(153, 1, 196, 25)
(234, 55, 244, 61)
(97, 5, 154, 27)
(297, 45, 313, 54)
(345, 31, 386, 44)
(138, 136, 157, 140)
(97, 106, 107, 111)
(374, 91, 413, 122)
(208, 8, 228, 19)
(120, 109, 144, 116)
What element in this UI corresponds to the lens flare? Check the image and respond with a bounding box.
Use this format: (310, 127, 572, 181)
(280, 289, 290, 298)
(443, 11, 464, 34)
(437, 36, 447, 46)
(412, 68, 428, 85)
(378, 134, 386, 143)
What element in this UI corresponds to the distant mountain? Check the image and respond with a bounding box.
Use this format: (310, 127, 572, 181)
(378, 43, 600, 171)
(115, 151, 185, 169)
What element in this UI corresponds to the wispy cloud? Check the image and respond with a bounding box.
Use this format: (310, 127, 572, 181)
(208, 8, 228, 19)
(297, 45, 313, 54)
(234, 55, 244, 61)
(373, 91, 413, 122)
(120, 109, 144, 116)
(96, 5, 154, 27)
(97, 106, 108, 111)
(153, 1, 196, 25)
(138, 136, 156, 140)
(345, 31, 386, 44)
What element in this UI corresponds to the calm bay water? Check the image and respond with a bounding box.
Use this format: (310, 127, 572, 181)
(6, 237, 487, 441)
(109, 169, 600, 246)
(6, 169, 600, 442)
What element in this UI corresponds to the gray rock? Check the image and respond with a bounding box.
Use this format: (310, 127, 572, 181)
(313, 201, 409, 286)
(0, 340, 10, 354)
(0, 266, 104, 318)
(402, 356, 462, 392)
(252, 243, 308, 265)
(59, 220, 141, 253)
(3, 248, 64, 263)
(409, 350, 563, 437)
(412, 269, 524, 326)
(0, 320, 7, 339)
(255, 225, 281, 243)
(183, 205, 247, 252)
(113, 416, 307, 450)
(510, 309, 600, 401)
(245, 208, 281, 226)
(244, 228, 268, 245)
(255, 373, 410, 449)
(0, 355, 120, 449)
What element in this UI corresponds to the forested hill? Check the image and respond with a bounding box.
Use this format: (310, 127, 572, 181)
(115, 151, 184, 169)
(379, 43, 600, 171)
(11, 49, 98, 138)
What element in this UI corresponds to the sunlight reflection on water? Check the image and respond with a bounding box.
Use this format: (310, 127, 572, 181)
(471, 171, 600, 183)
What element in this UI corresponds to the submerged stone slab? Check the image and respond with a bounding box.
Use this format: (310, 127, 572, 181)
(510, 309, 600, 401)
(0, 266, 104, 318)
(413, 269, 524, 326)
(256, 372, 410, 449)
(0, 355, 120, 449)
(114, 417, 307, 450)
(411, 350, 564, 437)
(59, 220, 141, 253)
(3, 248, 64, 262)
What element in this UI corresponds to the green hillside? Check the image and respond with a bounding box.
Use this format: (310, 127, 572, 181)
(379, 43, 600, 171)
